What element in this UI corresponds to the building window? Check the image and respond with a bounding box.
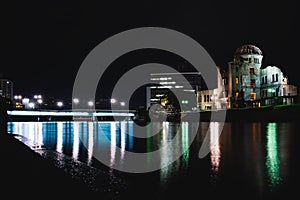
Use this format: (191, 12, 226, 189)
(235, 66, 238, 73)
(265, 76, 268, 84)
(204, 95, 206, 102)
(275, 73, 278, 82)
(250, 79, 256, 88)
(235, 76, 239, 85)
(235, 92, 239, 98)
(249, 68, 254, 74)
(254, 58, 259, 64)
(261, 77, 264, 84)
(250, 92, 256, 100)
(272, 74, 275, 82)
(249, 57, 252, 63)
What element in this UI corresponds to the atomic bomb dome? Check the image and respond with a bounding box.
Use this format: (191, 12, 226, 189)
(234, 44, 263, 57)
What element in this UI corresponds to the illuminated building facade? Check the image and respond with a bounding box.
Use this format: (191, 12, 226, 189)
(227, 44, 297, 108)
(146, 44, 298, 111)
(228, 44, 263, 108)
(260, 66, 297, 105)
(146, 72, 202, 111)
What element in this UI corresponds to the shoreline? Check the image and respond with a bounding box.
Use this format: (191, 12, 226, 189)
(0, 132, 127, 198)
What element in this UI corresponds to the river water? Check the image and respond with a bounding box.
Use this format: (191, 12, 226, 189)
(7, 120, 299, 199)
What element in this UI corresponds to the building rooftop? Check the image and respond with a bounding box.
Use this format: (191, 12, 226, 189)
(234, 44, 263, 57)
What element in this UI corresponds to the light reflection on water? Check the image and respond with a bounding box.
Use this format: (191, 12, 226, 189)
(7, 120, 295, 197)
(266, 122, 281, 188)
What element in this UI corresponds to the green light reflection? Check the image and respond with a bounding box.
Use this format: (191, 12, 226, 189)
(181, 122, 189, 167)
(266, 122, 281, 187)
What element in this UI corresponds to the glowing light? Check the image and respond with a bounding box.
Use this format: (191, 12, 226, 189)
(120, 122, 126, 160)
(110, 122, 117, 168)
(110, 98, 117, 104)
(22, 98, 30, 104)
(120, 102, 125, 106)
(14, 95, 22, 100)
(88, 101, 94, 107)
(37, 99, 43, 104)
(87, 122, 94, 165)
(159, 81, 176, 85)
(57, 101, 63, 107)
(182, 122, 189, 167)
(175, 85, 184, 88)
(56, 122, 63, 153)
(210, 122, 221, 172)
(73, 98, 79, 104)
(72, 122, 80, 160)
(266, 123, 281, 187)
(28, 102, 35, 109)
(7, 110, 134, 117)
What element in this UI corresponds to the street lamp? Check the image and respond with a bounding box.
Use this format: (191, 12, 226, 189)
(57, 101, 63, 107)
(110, 98, 117, 104)
(88, 101, 94, 107)
(120, 101, 125, 106)
(73, 98, 79, 104)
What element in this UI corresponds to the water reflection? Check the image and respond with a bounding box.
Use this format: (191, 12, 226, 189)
(72, 122, 80, 160)
(210, 122, 221, 173)
(266, 122, 281, 188)
(181, 122, 189, 168)
(110, 122, 117, 169)
(7, 120, 294, 198)
(56, 122, 63, 153)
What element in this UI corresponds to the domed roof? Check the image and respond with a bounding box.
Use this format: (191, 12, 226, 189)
(234, 44, 263, 56)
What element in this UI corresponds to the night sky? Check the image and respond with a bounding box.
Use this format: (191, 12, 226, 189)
(1, 0, 299, 103)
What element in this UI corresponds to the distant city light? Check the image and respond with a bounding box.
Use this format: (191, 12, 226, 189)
(22, 98, 30, 104)
(73, 98, 79, 104)
(110, 98, 117, 104)
(88, 101, 94, 107)
(57, 101, 63, 107)
(37, 99, 43, 104)
(34, 95, 42, 99)
(14, 95, 22, 100)
(120, 102, 125, 106)
(28, 102, 35, 109)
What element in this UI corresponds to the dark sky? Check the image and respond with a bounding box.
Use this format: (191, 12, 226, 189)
(1, 0, 299, 101)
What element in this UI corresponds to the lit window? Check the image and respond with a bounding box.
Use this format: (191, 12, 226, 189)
(250, 79, 256, 88)
(250, 92, 256, 100)
(235, 92, 239, 98)
(235, 76, 239, 85)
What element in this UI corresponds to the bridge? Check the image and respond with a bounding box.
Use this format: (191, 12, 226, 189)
(7, 110, 136, 121)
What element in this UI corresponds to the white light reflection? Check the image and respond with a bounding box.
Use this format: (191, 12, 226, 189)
(37, 122, 43, 147)
(56, 122, 63, 153)
(120, 122, 126, 160)
(210, 122, 221, 172)
(110, 122, 117, 169)
(160, 122, 171, 184)
(72, 122, 80, 160)
(87, 122, 94, 165)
